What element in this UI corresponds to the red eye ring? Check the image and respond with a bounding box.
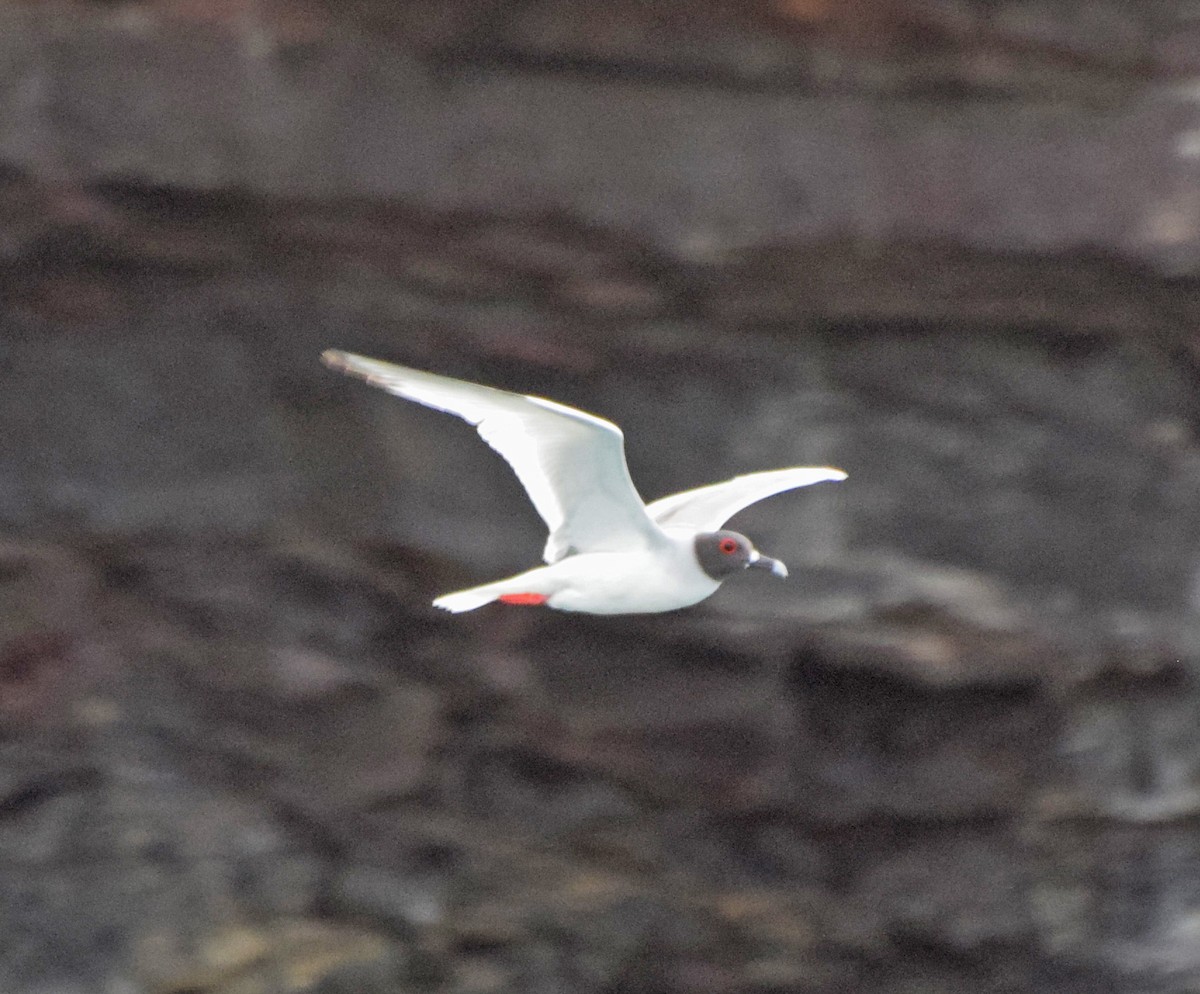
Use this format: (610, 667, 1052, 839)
(719, 538, 738, 555)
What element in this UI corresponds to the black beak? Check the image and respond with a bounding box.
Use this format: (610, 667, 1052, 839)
(748, 552, 788, 578)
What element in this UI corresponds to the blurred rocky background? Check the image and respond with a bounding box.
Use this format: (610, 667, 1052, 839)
(4, 1, 1200, 992)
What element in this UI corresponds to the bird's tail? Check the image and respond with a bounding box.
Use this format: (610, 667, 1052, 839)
(432, 582, 506, 613)
(433, 567, 555, 613)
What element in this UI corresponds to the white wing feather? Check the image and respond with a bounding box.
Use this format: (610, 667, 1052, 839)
(646, 467, 846, 531)
(323, 351, 663, 562)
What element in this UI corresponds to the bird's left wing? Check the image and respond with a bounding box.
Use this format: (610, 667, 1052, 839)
(646, 467, 846, 531)
(323, 350, 665, 563)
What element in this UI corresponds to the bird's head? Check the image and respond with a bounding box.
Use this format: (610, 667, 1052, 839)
(693, 530, 788, 581)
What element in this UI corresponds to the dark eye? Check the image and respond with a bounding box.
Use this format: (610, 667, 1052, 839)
(719, 538, 738, 554)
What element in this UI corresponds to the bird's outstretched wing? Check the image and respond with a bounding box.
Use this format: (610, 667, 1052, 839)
(323, 351, 664, 562)
(646, 467, 846, 531)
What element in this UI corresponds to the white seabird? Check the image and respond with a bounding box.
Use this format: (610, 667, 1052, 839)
(323, 350, 846, 614)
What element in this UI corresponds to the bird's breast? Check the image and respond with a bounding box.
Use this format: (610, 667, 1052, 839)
(545, 540, 719, 614)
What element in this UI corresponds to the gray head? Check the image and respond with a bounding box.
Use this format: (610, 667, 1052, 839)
(694, 530, 788, 582)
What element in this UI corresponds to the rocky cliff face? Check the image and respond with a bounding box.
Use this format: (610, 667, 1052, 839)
(4, 2, 1200, 993)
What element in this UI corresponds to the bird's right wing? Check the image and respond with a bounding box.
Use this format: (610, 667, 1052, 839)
(646, 466, 846, 531)
(323, 351, 664, 562)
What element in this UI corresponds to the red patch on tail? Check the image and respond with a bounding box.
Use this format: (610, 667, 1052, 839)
(498, 593, 548, 606)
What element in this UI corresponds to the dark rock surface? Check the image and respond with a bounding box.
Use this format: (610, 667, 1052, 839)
(3, 2, 1200, 992)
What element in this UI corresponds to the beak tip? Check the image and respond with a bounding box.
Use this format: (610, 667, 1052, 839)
(771, 560, 788, 579)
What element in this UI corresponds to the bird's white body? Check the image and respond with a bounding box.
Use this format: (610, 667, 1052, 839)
(322, 350, 846, 615)
(433, 528, 720, 614)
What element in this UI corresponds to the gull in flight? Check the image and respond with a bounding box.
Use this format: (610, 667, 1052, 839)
(323, 351, 845, 614)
